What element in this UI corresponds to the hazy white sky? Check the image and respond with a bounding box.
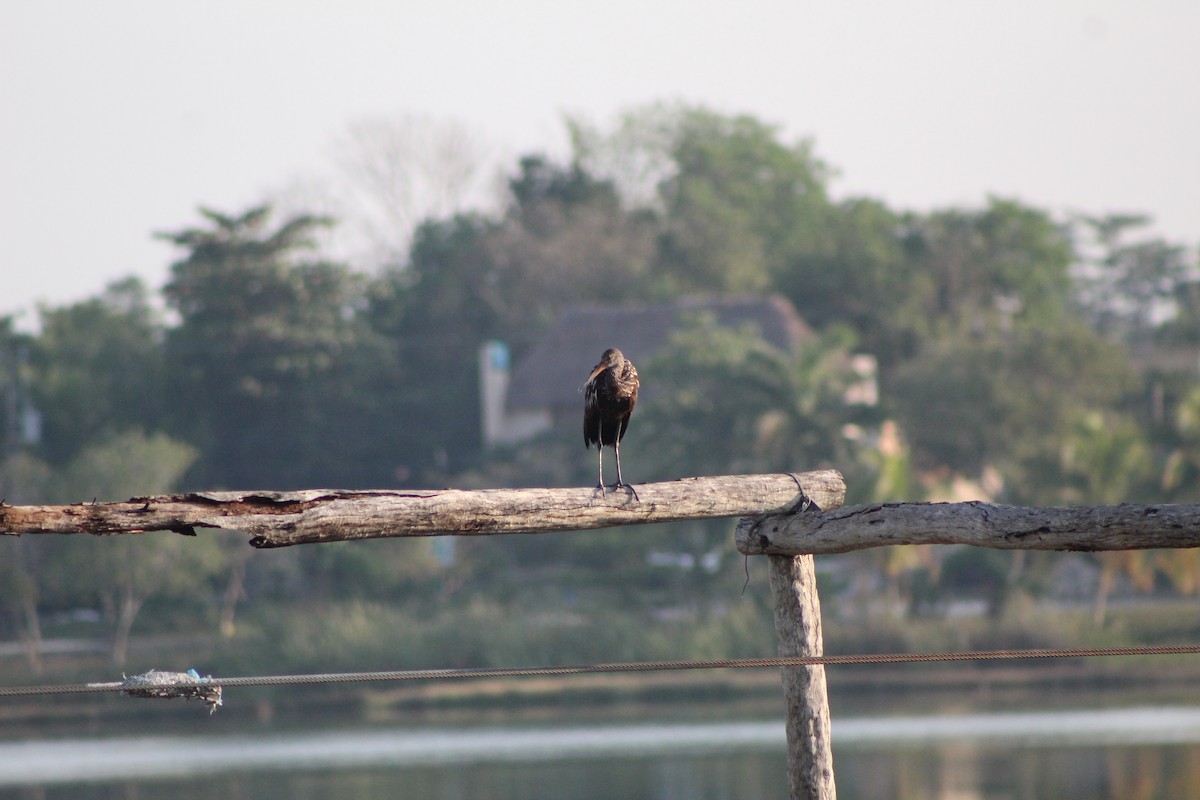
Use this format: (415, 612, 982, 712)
(3, 1, 1197, 322)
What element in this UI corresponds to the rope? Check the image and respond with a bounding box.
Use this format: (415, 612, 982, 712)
(3, 644, 1200, 699)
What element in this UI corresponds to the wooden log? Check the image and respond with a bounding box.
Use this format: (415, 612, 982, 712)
(770, 554, 837, 800)
(738, 500, 1200, 556)
(0, 470, 845, 549)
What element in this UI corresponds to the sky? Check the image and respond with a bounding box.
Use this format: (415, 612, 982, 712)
(3, 1, 1198, 324)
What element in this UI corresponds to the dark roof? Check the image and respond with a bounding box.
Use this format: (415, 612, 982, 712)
(507, 295, 813, 411)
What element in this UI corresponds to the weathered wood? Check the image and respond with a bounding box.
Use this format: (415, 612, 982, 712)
(0, 470, 845, 549)
(770, 554, 836, 800)
(738, 500, 1200, 556)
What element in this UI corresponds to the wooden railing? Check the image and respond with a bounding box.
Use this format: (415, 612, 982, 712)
(7, 471, 1200, 800)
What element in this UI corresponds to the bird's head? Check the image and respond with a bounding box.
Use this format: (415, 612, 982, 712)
(582, 347, 626, 388)
(599, 347, 624, 366)
(593, 347, 625, 374)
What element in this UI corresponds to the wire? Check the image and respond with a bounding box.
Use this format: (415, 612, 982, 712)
(3, 644, 1199, 699)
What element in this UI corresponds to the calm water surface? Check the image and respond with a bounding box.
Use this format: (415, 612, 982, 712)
(4, 704, 1200, 799)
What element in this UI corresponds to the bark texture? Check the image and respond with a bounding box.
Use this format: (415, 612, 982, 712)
(2, 470, 845, 548)
(738, 501, 1200, 555)
(770, 554, 837, 800)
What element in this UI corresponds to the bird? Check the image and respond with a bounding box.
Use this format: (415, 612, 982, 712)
(582, 347, 639, 495)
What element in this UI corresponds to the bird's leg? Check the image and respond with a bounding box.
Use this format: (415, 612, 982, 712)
(613, 440, 639, 501)
(595, 445, 607, 495)
(593, 420, 607, 497)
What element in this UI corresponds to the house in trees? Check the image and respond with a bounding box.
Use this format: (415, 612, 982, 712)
(480, 295, 876, 447)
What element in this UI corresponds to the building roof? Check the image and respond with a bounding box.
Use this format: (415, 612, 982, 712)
(506, 295, 813, 412)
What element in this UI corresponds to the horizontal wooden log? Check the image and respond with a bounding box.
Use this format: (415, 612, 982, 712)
(0, 470, 845, 549)
(737, 500, 1200, 555)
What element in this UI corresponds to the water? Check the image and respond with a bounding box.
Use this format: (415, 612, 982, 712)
(3, 705, 1200, 799)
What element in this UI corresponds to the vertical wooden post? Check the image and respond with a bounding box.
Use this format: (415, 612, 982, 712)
(769, 553, 836, 800)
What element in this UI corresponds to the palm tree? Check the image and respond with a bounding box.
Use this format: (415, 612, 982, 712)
(1059, 410, 1155, 625)
(637, 318, 866, 481)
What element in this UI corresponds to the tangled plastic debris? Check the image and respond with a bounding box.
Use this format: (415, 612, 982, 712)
(117, 669, 223, 713)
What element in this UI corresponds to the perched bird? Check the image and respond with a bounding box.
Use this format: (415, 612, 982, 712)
(582, 347, 640, 494)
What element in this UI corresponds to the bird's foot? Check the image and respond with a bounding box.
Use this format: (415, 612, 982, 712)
(592, 482, 609, 498)
(613, 482, 640, 502)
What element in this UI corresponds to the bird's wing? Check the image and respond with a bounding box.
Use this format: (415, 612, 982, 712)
(583, 383, 600, 448)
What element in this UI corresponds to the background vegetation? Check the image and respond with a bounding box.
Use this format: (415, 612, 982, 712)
(2, 104, 1199, 684)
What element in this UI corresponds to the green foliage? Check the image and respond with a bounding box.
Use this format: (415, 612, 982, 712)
(160, 206, 396, 488)
(891, 322, 1140, 503)
(12, 103, 1200, 685)
(658, 113, 828, 293)
(0, 316, 35, 460)
(939, 547, 1015, 619)
(0, 451, 50, 505)
(773, 196, 1076, 378)
(1162, 384, 1200, 501)
(1058, 410, 1154, 505)
(9, 429, 216, 665)
(290, 538, 442, 604)
(1162, 275, 1200, 345)
(30, 278, 165, 467)
(371, 155, 662, 476)
(222, 593, 777, 677)
(1074, 213, 1195, 342)
(48, 428, 197, 503)
(491, 156, 660, 338)
(576, 103, 836, 296)
(902, 199, 1073, 337)
(638, 318, 867, 480)
(374, 214, 498, 475)
(774, 198, 914, 355)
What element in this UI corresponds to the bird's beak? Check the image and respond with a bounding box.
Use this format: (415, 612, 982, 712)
(579, 364, 607, 392)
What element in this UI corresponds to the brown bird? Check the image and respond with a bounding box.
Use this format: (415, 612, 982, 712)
(582, 347, 640, 494)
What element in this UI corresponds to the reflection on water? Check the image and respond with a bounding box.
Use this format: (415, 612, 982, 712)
(3, 707, 1200, 799)
(836, 742, 1200, 800)
(835, 706, 1200, 747)
(0, 721, 784, 785)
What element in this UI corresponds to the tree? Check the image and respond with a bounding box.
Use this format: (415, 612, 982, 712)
(1057, 410, 1156, 625)
(574, 104, 837, 296)
(1059, 410, 1154, 505)
(160, 206, 393, 489)
(774, 198, 919, 361)
(0, 515, 49, 672)
(485, 155, 659, 347)
(372, 156, 660, 476)
(29, 278, 165, 467)
(1151, 236, 1200, 351)
(900, 199, 1074, 342)
(637, 318, 867, 481)
(374, 109, 846, 475)
(45, 429, 196, 504)
(1072, 213, 1193, 343)
(370, 214, 501, 477)
(1162, 384, 1200, 502)
(38, 429, 208, 666)
(0, 319, 48, 668)
(891, 322, 1139, 504)
(0, 316, 36, 461)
